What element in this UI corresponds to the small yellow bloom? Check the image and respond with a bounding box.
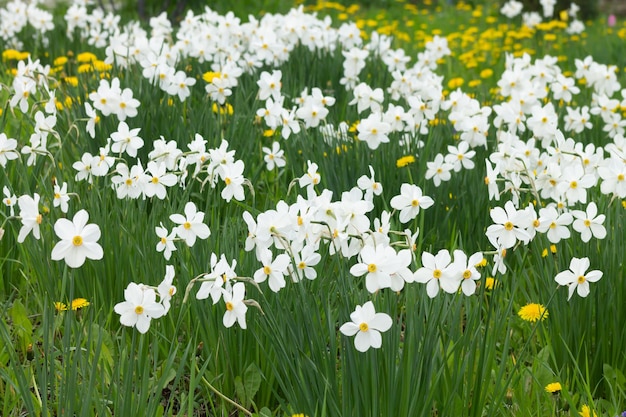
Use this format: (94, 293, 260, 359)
(203, 71, 221, 83)
(63, 76, 79, 87)
(70, 298, 90, 310)
(396, 155, 415, 168)
(77, 63, 93, 74)
(544, 33, 557, 42)
(542, 248, 548, 258)
(55, 302, 68, 312)
(212, 102, 234, 116)
(480, 68, 493, 79)
(263, 129, 275, 137)
(484, 277, 497, 290)
(93, 60, 112, 72)
(579, 405, 597, 417)
(76, 52, 97, 63)
(518, 303, 548, 323)
(550, 244, 557, 254)
(545, 382, 561, 394)
(448, 77, 464, 89)
(53, 56, 68, 66)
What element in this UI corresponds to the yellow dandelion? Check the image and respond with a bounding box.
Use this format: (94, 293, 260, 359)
(63, 76, 79, 87)
(77, 63, 93, 74)
(55, 302, 68, 312)
(579, 405, 597, 417)
(76, 52, 97, 63)
(484, 277, 497, 290)
(545, 382, 561, 394)
(93, 60, 112, 72)
(53, 56, 68, 66)
(480, 68, 493, 79)
(518, 303, 548, 322)
(203, 71, 221, 83)
(396, 155, 415, 168)
(263, 129, 275, 137)
(2, 49, 22, 61)
(448, 77, 464, 89)
(550, 244, 557, 254)
(70, 298, 90, 310)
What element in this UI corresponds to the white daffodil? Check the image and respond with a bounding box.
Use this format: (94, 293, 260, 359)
(51, 209, 103, 268)
(340, 301, 392, 352)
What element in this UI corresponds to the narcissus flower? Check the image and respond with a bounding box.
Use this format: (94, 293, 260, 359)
(51, 209, 103, 268)
(114, 283, 165, 334)
(555, 257, 603, 300)
(340, 301, 392, 352)
(169, 202, 211, 247)
(390, 183, 434, 224)
(222, 282, 248, 329)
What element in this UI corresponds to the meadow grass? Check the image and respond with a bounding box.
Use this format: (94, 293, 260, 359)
(0, 0, 625, 416)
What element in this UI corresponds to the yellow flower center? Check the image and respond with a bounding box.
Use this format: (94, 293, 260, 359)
(504, 221, 514, 231)
(298, 261, 306, 269)
(411, 199, 419, 207)
(125, 178, 133, 186)
(72, 235, 83, 246)
(134, 305, 144, 315)
(263, 265, 272, 275)
(151, 177, 159, 184)
(549, 222, 557, 229)
(54, 193, 60, 199)
(533, 219, 540, 227)
(36, 214, 43, 224)
(618, 174, 625, 181)
(463, 270, 472, 279)
(225, 301, 234, 311)
(225, 177, 232, 185)
(433, 269, 442, 279)
(183, 221, 191, 230)
(577, 275, 586, 284)
(570, 181, 577, 189)
(367, 263, 377, 273)
(160, 237, 167, 244)
(359, 322, 369, 332)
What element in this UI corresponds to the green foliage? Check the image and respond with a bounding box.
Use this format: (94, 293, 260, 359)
(1, 0, 626, 416)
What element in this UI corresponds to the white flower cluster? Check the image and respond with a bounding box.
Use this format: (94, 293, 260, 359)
(0, 0, 53, 49)
(499, 1, 584, 34)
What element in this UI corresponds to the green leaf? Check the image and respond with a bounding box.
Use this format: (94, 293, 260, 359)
(256, 406, 272, 417)
(234, 375, 246, 407)
(243, 363, 263, 407)
(9, 300, 32, 353)
(603, 363, 626, 386)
